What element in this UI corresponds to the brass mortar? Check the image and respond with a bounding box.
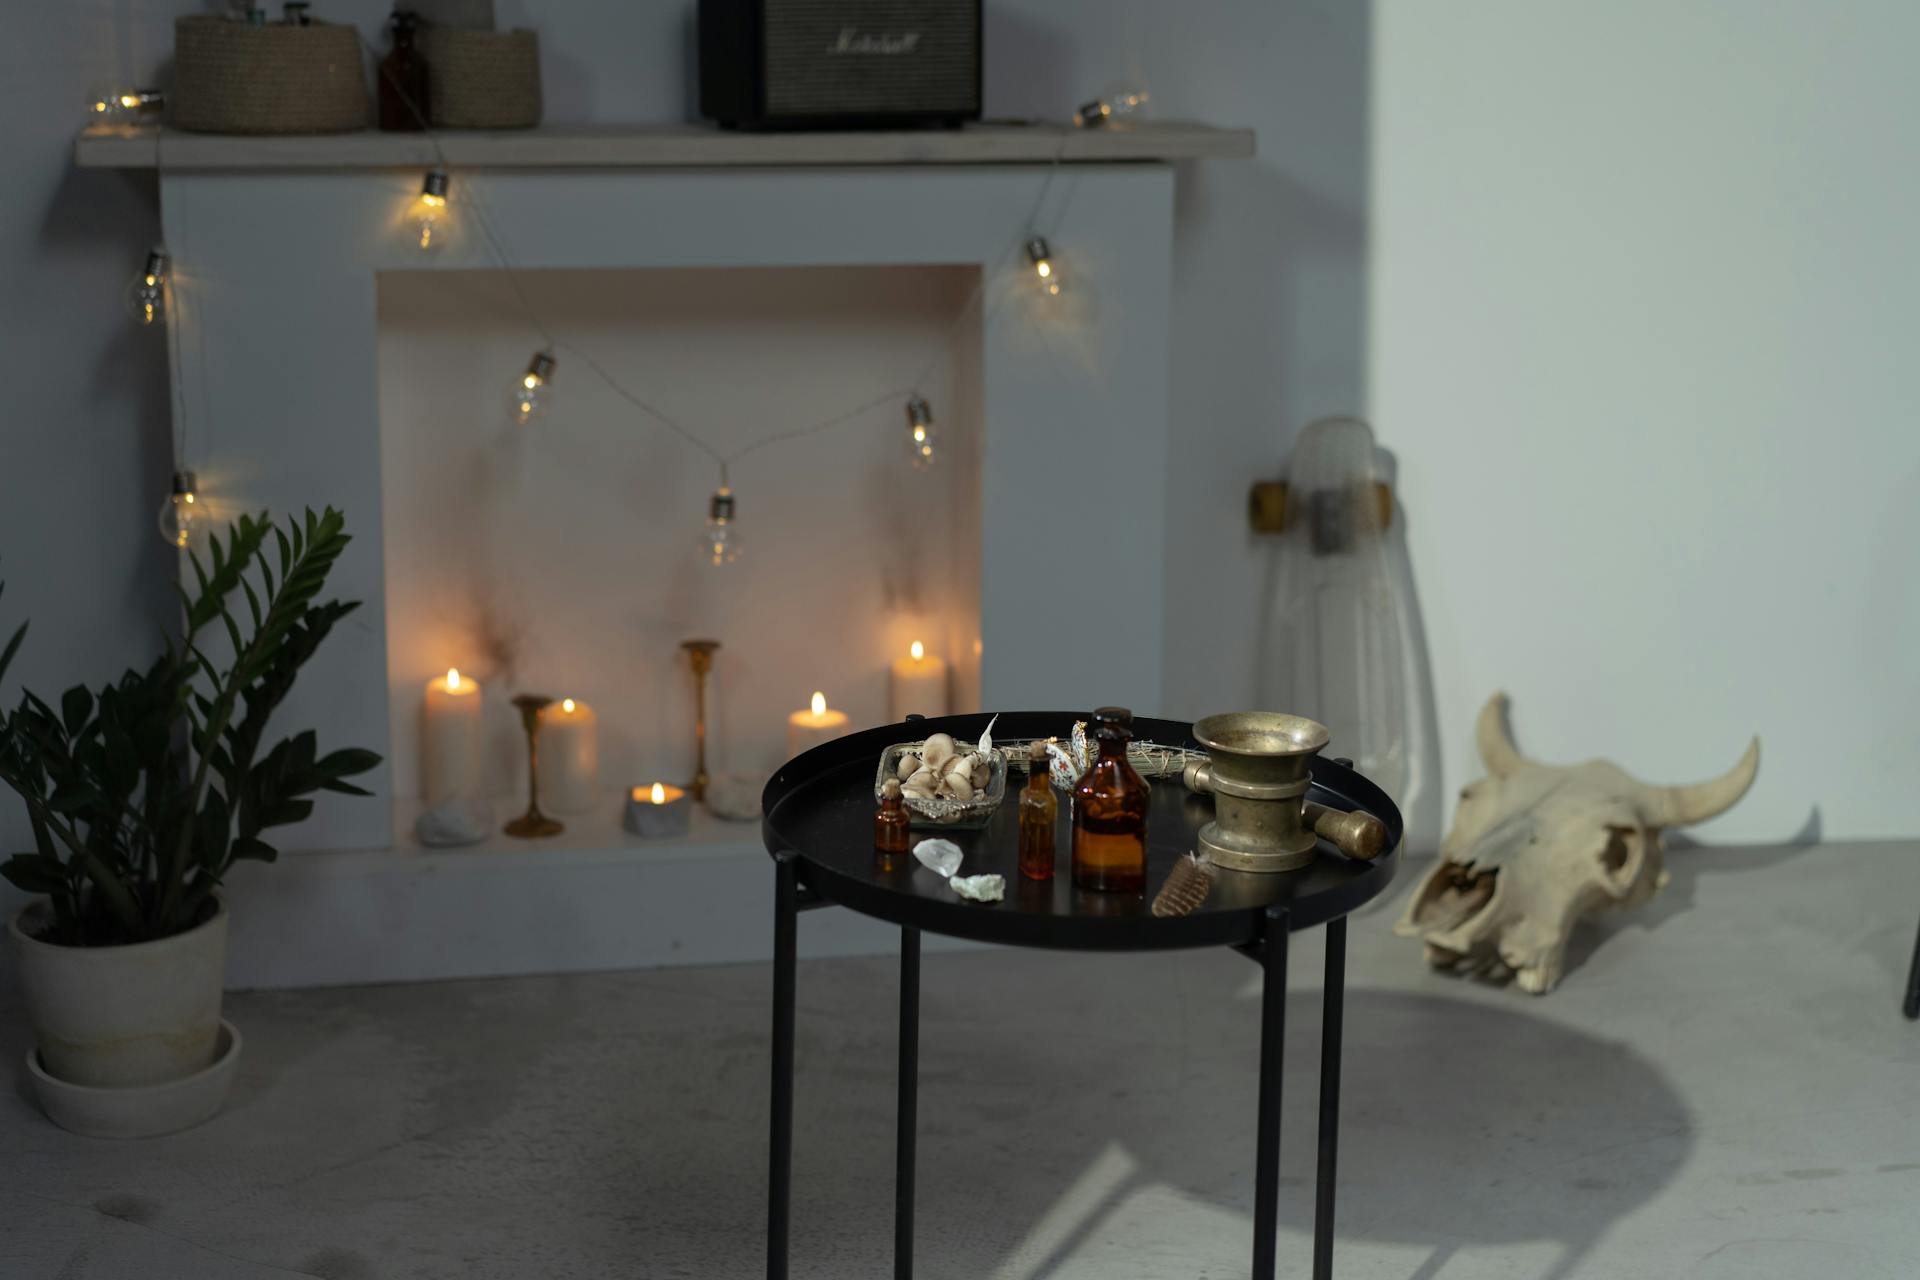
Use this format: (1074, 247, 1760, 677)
(1184, 711, 1331, 873)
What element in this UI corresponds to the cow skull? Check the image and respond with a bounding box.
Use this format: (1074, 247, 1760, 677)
(1395, 693, 1759, 994)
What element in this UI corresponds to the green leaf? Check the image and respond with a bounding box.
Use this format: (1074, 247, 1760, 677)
(0, 618, 24, 687)
(1, 853, 66, 895)
(230, 836, 277, 862)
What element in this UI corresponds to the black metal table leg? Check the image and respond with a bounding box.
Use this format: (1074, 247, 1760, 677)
(1313, 916, 1348, 1279)
(768, 853, 798, 1280)
(896, 926, 921, 1279)
(1252, 905, 1290, 1280)
(1904, 912, 1920, 1020)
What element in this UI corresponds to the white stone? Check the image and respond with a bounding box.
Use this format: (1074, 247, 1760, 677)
(949, 874, 1005, 902)
(912, 839, 963, 879)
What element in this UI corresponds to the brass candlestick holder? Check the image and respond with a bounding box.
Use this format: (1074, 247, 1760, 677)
(504, 693, 565, 838)
(681, 638, 720, 803)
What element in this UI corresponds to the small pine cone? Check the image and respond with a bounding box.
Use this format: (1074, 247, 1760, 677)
(1152, 853, 1213, 918)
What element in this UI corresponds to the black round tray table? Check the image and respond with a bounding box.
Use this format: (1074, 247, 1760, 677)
(760, 711, 1403, 1280)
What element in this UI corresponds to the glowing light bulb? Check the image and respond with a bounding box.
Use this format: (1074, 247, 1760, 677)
(1073, 86, 1150, 129)
(1026, 236, 1062, 298)
(157, 470, 203, 549)
(910, 639, 925, 661)
(510, 350, 555, 423)
(88, 87, 163, 125)
(698, 485, 745, 565)
(128, 248, 168, 326)
(650, 782, 666, 804)
(412, 171, 450, 251)
(446, 667, 463, 690)
(561, 697, 577, 713)
(904, 394, 939, 469)
(810, 691, 827, 717)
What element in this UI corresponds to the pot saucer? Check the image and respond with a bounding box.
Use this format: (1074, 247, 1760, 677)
(26, 1019, 242, 1139)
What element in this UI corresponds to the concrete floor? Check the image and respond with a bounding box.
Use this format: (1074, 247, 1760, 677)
(3, 840, 1917, 1279)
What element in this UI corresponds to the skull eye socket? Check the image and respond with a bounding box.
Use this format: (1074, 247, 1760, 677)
(1600, 824, 1641, 880)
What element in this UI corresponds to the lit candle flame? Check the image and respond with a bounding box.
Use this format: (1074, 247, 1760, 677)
(810, 691, 826, 717)
(651, 782, 666, 804)
(909, 640, 925, 661)
(561, 697, 576, 713)
(446, 667, 462, 690)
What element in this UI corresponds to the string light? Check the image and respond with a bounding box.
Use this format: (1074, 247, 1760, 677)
(129, 248, 169, 326)
(411, 171, 450, 251)
(158, 470, 203, 549)
(698, 485, 744, 566)
(88, 88, 164, 125)
(905, 395, 938, 469)
(511, 350, 555, 423)
(1026, 236, 1062, 297)
(1073, 87, 1149, 129)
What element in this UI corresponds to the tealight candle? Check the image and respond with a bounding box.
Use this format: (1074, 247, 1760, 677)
(542, 697, 600, 813)
(888, 639, 950, 721)
(624, 782, 691, 838)
(787, 690, 850, 758)
(422, 667, 482, 808)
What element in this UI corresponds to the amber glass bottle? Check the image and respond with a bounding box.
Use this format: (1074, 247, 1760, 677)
(1071, 707, 1149, 893)
(875, 778, 911, 859)
(1018, 741, 1057, 880)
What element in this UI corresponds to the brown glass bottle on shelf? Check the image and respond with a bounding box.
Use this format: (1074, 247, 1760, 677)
(379, 10, 430, 132)
(875, 778, 911, 860)
(1071, 707, 1149, 893)
(1018, 740, 1057, 880)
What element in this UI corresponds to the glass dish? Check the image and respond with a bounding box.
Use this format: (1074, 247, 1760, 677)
(874, 740, 1008, 830)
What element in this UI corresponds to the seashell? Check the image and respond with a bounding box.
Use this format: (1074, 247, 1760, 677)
(906, 767, 937, 792)
(945, 773, 974, 801)
(897, 753, 921, 781)
(921, 733, 957, 771)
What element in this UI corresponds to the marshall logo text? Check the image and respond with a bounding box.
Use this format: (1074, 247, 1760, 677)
(827, 27, 921, 55)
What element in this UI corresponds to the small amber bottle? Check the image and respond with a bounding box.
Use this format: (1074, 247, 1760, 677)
(1018, 740, 1057, 880)
(1071, 706, 1150, 893)
(875, 777, 911, 859)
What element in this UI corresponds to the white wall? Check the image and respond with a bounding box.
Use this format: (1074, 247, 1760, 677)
(378, 265, 980, 798)
(1372, 0, 1920, 842)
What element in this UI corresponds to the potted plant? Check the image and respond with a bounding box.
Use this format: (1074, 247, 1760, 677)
(1, 508, 378, 1135)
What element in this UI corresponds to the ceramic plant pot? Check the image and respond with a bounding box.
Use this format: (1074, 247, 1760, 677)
(8, 898, 228, 1089)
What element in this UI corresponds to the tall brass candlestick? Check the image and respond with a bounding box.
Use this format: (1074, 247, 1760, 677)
(681, 638, 720, 803)
(504, 693, 565, 838)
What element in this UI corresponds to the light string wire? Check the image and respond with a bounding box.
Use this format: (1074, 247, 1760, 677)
(355, 31, 1079, 484)
(156, 124, 192, 472)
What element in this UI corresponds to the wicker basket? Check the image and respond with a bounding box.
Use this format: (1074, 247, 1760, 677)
(173, 16, 370, 135)
(420, 27, 542, 129)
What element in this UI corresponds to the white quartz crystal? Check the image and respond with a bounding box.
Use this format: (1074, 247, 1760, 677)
(949, 874, 1005, 903)
(912, 838, 964, 879)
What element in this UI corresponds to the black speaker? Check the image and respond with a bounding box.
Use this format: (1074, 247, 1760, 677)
(698, 0, 983, 130)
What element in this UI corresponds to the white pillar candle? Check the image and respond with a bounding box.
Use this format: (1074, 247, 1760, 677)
(542, 697, 600, 814)
(888, 639, 950, 721)
(422, 667, 482, 808)
(787, 691, 850, 759)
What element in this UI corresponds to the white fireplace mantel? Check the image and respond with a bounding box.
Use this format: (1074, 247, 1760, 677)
(99, 120, 1249, 988)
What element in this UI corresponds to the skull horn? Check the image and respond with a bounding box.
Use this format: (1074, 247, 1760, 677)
(1476, 693, 1529, 777)
(1640, 737, 1761, 828)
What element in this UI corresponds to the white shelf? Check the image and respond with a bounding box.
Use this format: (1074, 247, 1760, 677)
(74, 120, 1254, 171)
